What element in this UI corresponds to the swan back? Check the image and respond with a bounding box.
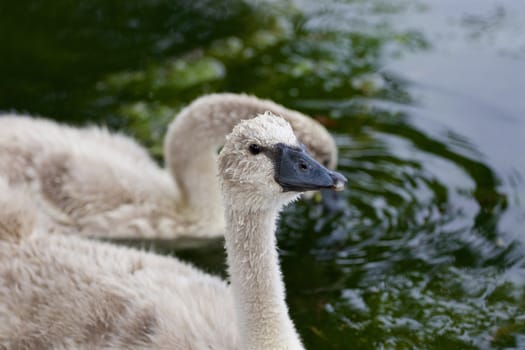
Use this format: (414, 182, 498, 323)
(0, 178, 35, 243)
(0, 181, 239, 349)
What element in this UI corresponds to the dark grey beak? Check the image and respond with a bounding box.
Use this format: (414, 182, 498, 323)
(274, 144, 347, 193)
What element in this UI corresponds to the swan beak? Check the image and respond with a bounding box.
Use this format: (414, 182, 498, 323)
(274, 144, 347, 193)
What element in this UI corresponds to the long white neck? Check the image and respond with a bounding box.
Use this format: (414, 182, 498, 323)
(224, 205, 304, 350)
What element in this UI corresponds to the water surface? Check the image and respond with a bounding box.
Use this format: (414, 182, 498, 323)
(1, 0, 524, 348)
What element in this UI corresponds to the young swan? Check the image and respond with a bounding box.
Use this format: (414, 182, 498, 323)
(0, 113, 346, 350)
(0, 93, 337, 239)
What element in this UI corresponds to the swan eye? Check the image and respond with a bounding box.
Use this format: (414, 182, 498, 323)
(249, 144, 261, 155)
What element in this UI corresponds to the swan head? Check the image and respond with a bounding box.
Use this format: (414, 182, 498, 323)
(218, 112, 347, 209)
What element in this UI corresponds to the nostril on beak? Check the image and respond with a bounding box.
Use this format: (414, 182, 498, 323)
(299, 162, 308, 171)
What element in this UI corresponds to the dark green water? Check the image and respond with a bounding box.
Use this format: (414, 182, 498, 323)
(1, 0, 524, 349)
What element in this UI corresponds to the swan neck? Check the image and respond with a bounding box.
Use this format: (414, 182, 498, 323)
(224, 206, 303, 350)
(164, 112, 228, 224)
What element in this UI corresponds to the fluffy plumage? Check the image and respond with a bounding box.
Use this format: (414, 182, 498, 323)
(0, 113, 345, 350)
(0, 93, 337, 239)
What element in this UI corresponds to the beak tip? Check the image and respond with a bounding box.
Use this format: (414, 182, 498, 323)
(330, 172, 347, 192)
(333, 181, 346, 192)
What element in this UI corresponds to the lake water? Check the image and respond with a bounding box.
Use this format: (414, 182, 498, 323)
(1, 0, 524, 348)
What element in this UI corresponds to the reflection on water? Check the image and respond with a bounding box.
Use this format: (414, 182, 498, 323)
(281, 106, 523, 348)
(1, 0, 524, 348)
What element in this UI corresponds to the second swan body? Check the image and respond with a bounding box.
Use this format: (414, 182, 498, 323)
(0, 93, 337, 239)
